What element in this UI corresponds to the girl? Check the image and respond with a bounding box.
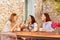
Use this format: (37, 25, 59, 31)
(2, 13, 18, 32)
(41, 13, 54, 32)
(20, 15, 38, 40)
(25, 15, 38, 31)
(1, 13, 18, 40)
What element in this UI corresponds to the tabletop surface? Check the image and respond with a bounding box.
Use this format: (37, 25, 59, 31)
(14, 31, 60, 38)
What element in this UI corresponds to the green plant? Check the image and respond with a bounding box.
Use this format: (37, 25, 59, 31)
(55, 0, 60, 3)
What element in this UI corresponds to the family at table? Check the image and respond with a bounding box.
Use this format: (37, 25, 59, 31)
(1, 13, 60, 40)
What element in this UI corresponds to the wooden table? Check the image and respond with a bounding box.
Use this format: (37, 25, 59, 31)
(14, 31, 60, 39)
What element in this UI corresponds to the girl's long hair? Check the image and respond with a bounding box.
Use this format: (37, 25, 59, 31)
(29, 15, 36, 24)
(44, 13, 51, 22)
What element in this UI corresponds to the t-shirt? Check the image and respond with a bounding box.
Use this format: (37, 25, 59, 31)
(43, 21, 54, 31)
(1, 20, 11, 40)
(32, 23, 37, 31)
(26, 23, 37, 31)
(2, 21, 11, 32)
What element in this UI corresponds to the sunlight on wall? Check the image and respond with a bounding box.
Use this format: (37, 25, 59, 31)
(0, 0, 25, 31)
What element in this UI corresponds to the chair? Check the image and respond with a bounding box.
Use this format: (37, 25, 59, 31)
(0, 32, 17, 40)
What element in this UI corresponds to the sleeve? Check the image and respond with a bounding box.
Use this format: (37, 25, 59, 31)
(2, 21, 11, 32)
(33, 23, 38, 31)
(50, 25, 55, 31)
(47, 22, 54, 31)
(43, 22, 54, 31)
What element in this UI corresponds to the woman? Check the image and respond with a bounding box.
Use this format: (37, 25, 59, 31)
(20, 15, 38, 32)
(37, 13, 55, 40)
(1, 13, 18, 40)
(2, 13, 18, 32)
(41, 13, 54, 32)
(20, 15, 38, 40)
(25, 15, 38, 31)
(37, 13, 59, 40)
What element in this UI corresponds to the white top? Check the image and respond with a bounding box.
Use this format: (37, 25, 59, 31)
(26, 23, 38, 31)
(1, 21, 11, 40)
(32, 23, 37, 31)
(2, 21, 11, 32)
(42, 21, 54, 31)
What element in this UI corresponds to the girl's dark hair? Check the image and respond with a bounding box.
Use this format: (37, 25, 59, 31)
(44, 13, 51, 22)
(29, 15, 36, 24)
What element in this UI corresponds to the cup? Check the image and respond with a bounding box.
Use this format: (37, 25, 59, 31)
(39, 28, 43, 31)
(17, 27, 21, 31)
(55, 28, 59, 34)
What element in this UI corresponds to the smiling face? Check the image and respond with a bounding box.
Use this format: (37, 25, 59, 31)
(41, 14, 46, 21)
(14, 16, 18, 22)
(9, 13, 18, 23)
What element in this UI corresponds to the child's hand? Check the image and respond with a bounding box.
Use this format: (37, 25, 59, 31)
(26, 20, 30, 24)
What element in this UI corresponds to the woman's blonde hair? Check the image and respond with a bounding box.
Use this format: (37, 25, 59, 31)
(9, 13, 17, 22)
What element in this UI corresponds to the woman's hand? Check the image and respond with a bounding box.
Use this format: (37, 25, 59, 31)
(26, 20, 30, 24)
(10, 22, 20, 32)
(20, 23, 26, 29)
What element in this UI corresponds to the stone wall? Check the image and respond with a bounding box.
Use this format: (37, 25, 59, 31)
(0, 0, 25, 31)
(42, 0, 60, 22)
(34, 0, 60, 27)
(0, 0, 60, 30)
